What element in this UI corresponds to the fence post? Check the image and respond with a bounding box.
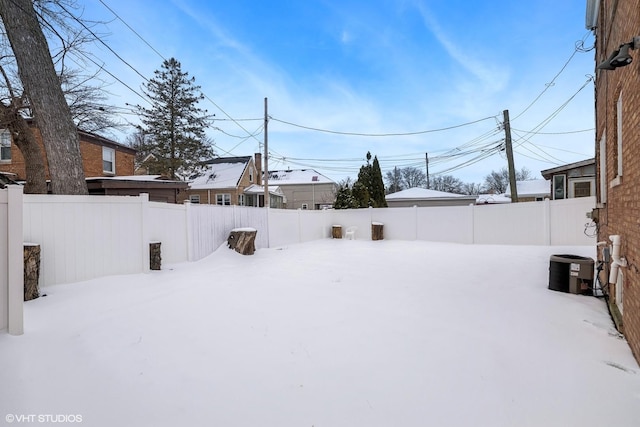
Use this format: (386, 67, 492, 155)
(184, 200, 194, 262)
(140, 193, 150, 272)
(469, 203, 475, 244)
(7, 185, 23, 335)
(414, 205, 418, 240)
(543, 198, 551, 245)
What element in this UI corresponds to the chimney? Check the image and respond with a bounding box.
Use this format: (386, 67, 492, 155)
(254, 153, 262, 184)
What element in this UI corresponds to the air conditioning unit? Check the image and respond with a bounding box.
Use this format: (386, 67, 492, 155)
(548, 254, 595, 295)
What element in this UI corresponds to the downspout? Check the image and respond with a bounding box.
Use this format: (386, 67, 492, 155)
(609, 234, 627, 285)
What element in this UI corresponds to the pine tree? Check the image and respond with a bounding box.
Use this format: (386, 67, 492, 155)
(370, 155, 387, 207)
(137, 58, 213, 180)
(353, 152, 387, 208)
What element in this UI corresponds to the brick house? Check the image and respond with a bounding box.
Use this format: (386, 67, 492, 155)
(588, 0, 640, 363)
(0, 124, 135, 180)
(187, 153, 285, 208)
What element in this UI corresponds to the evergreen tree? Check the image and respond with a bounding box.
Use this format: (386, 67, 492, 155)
(370, 155, 387, 207)
(334, 181, 359, 209)
(136, 58, 213, 179)
(353, 151, 387, 208)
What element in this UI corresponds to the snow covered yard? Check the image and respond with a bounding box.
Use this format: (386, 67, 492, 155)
(1, 239, 639, 427)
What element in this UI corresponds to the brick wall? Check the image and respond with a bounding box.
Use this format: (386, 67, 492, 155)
(0, 126, 135, 181)
(594, 0, 640, 363)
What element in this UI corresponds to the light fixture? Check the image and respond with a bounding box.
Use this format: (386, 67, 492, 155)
(597, 36, 640, 70)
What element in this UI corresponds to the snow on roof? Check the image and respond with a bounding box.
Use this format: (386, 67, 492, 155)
(506, 179, 550, 197)
(385, 187, 469, 200)
(244, 184, 284, 196)
(190, 158, 250, 190)
(267, 169, 335, 185)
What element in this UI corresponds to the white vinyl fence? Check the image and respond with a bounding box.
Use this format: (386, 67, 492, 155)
(15, 194, 595, 290)
(271, 197, 596, 246)
(0, 186, 23, 335)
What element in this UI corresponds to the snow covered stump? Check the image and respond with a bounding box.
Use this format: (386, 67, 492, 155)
(228, 228, 257, 255)
(150, 242, 161, 270)
(24, 243, 40, 301)
(371, 222, 384, 241)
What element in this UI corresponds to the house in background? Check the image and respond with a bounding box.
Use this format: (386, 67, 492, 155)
(540, 158, 595, 200)
(0, 124, 136, 180)
(588, 0, 639, 364)
(505, 179, 551, 202)
(385, 187, 477, 207)
(187, 154, 285, 208)
(267, 169, 336, 210)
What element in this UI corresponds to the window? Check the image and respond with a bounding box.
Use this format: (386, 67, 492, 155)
(189, 194, 200, 204)
(572, 181, 592, 198)
(238, 194, 245, 206)
(216, 193, 231, 205)
(616, 92, 623, 178)
(599, 131, 607, 204)
(0, 130, 11, 162)
(552, 175, 566, 200)
(301, 203, 308, 210)
(102, 147, 115, 174)
(249, 168, 254, 183)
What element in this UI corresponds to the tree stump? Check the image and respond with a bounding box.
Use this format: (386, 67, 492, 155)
(332, 225, 343, 239)
(371, 222, 384, 241)
(228, 228, 257, 255)
(150, 242, 161, 270)
(24, 243, 40, 301)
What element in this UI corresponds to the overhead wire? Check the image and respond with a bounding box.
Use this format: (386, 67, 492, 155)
(42, 0, 595, 179)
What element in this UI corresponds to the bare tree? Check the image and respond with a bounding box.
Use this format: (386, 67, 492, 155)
(461, 182, 483, 195)
(384, 166, 403, 194)
(401, 166, 427, 189)
(483, 167, 532, 194)
(0, 0, 87, 194)
(430, 175, 463, 194)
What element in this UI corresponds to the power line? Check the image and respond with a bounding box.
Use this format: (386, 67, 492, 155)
(269, 115, 498, 137)
(511, 31, 594, 121)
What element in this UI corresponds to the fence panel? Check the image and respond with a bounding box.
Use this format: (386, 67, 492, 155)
(268, 209, 304, 247)
(473, 201, 548, 245)
(416, 205, 474, 244)
(549, 196, 596, 245)
(148, 202, 188, 264)
(0, 189, 8, 331)
(23, 195, 144, 287)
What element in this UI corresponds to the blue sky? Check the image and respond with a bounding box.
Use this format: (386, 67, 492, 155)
(78, 0, 596, 185)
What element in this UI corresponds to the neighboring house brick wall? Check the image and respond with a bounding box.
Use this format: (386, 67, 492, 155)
(593, 0, 640, 363)
(0, 125, 135, 180)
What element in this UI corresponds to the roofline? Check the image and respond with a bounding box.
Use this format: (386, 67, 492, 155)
(540, 158, 595, 177)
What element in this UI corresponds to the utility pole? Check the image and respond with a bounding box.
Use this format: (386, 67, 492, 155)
(263, 97, 269, 208)
(503, 109, 518, 202)
(425, 152, 430, 189)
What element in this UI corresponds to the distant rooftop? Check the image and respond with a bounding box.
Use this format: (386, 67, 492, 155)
(267, 169, 335, 185)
